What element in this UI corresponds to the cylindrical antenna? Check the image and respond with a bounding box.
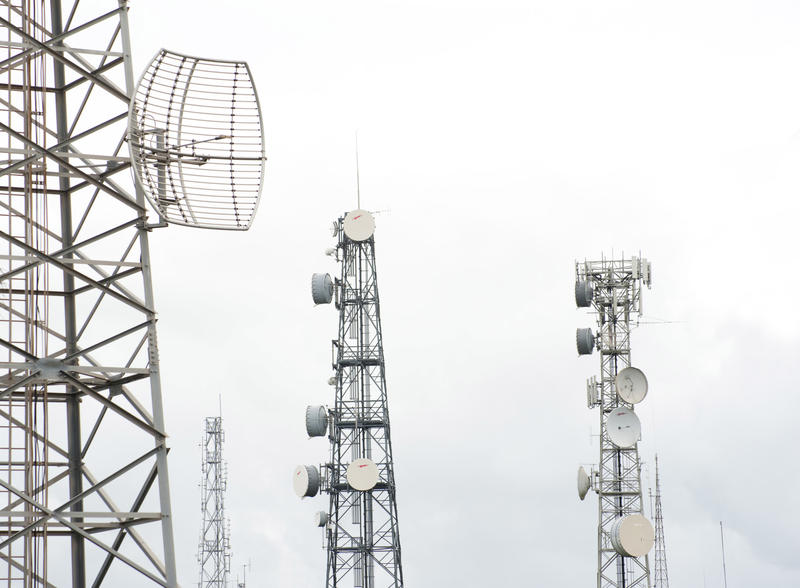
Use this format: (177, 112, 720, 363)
(720, 521, 728, 588)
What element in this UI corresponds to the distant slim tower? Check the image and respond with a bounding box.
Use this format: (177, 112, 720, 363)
(651, 455, 669, 588)
(575, 256, 655, 588)
(294, 209, 404, 587)
(199, 416, 231, 587)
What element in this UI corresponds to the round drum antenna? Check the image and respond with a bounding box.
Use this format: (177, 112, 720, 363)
(610, 514, 654, 557)
(346, 458, 379, 491)
(576, 328, 595, 355)
(293, 465, 320, 498)
(342, 210, 375, 241)
(606, 407, 641, 448)
(615, 366, 648, 404)
(575, 281, 593, 307)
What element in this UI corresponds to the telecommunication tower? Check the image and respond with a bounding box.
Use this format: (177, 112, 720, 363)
(294, 209, 404, 587)
(198, 416, 230, 588)
(651, 455, 669, 588)
(0, 2, 264, 584)
(575, 256, 655, 588)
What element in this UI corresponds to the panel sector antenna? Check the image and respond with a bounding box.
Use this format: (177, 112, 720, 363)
(573, 256, 655, 588)
(129, 49, 267, 230)
(293, 210, 404, 587)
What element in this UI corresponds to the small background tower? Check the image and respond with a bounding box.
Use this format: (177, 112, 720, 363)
(651, 455, 669, 588)
(295, 209, 404, 587)
(575, 255, 655, 588)
(198, 415, 230, 588)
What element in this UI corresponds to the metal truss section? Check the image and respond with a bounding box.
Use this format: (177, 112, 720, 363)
(577, 256, 652, 588)
(651, 455, 669, 588)
(198, 416, 230, 588)
(323, 213, 403, 588)
(0, 1, 176, 585)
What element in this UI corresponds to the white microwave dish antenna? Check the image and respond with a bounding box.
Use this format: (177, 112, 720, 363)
(577, 466, 591, 500)
(293, 465, 320, 498)
(346, 458, 380, 491)
(606, 406, 641, 448)
(128, 49, 266, 230)
(576, 328, 595, 355)
(311, 273, 334, 305)
(615, 366, 648, 404)
(575, 280, 594, 307)
(342, 209, 375, 241)
(610, 514, 655, 557)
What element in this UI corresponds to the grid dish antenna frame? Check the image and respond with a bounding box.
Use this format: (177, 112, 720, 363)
(128, 49, 267, 230)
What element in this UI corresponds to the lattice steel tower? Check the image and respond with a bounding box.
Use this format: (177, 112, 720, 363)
(294, 209, 403, 587)
(0, 1, 264, 584)
(651, 455, 669, 588)
(575, 256, 655, 588)
(198, 416, 230, 588)
(0, 2, 178, 584)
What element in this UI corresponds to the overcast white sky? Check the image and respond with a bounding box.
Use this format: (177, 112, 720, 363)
(126, 0, 800, 585)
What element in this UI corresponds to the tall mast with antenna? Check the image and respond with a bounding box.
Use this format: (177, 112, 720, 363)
(295, 208, 404, 587)
(652, 455, 669, 588)
(198, 414, 231, 587)
(574, 256, 655, 588)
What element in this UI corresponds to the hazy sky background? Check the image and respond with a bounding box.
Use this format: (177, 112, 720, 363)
(125, 0, 800, 585)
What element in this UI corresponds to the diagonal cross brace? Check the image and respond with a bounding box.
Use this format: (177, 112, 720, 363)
(0, 120, 143, 212)
(0, 227, 150, 314)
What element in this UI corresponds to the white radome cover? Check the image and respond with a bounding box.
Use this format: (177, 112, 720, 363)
(293, 465, 319, 498)
(606, 407, 641, 449)
(342, 210, 375, 241)
(314, 511, 328, 528)
(610, 514, 655, 557)
(615, 366, 648, 404)
(346, 458, 380, 491)
(577, 466, 591, 501)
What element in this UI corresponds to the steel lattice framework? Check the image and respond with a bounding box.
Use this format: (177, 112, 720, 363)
(0, 1, 177, 585)
(324, 213, 403, 587)
(577, 257, 651, 588)
(651, 455, 669, 588)
(198, 416, 230, 588)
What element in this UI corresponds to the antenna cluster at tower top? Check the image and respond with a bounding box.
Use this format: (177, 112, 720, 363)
(574, 256, 656, 588)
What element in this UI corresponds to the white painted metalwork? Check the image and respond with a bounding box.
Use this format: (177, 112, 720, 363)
(575, 256, 654, 588)
(198, 416, 231, 588)
(0, 2, 177, 584)
(129, 49, 266, 230)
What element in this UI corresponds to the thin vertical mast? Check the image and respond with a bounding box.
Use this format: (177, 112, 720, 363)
(720, 521, 728, 588)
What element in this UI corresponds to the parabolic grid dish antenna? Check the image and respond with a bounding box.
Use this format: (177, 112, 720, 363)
(128, 49, 266, 230)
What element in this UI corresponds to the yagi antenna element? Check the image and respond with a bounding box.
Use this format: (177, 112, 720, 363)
(129, 49, 267, 230)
